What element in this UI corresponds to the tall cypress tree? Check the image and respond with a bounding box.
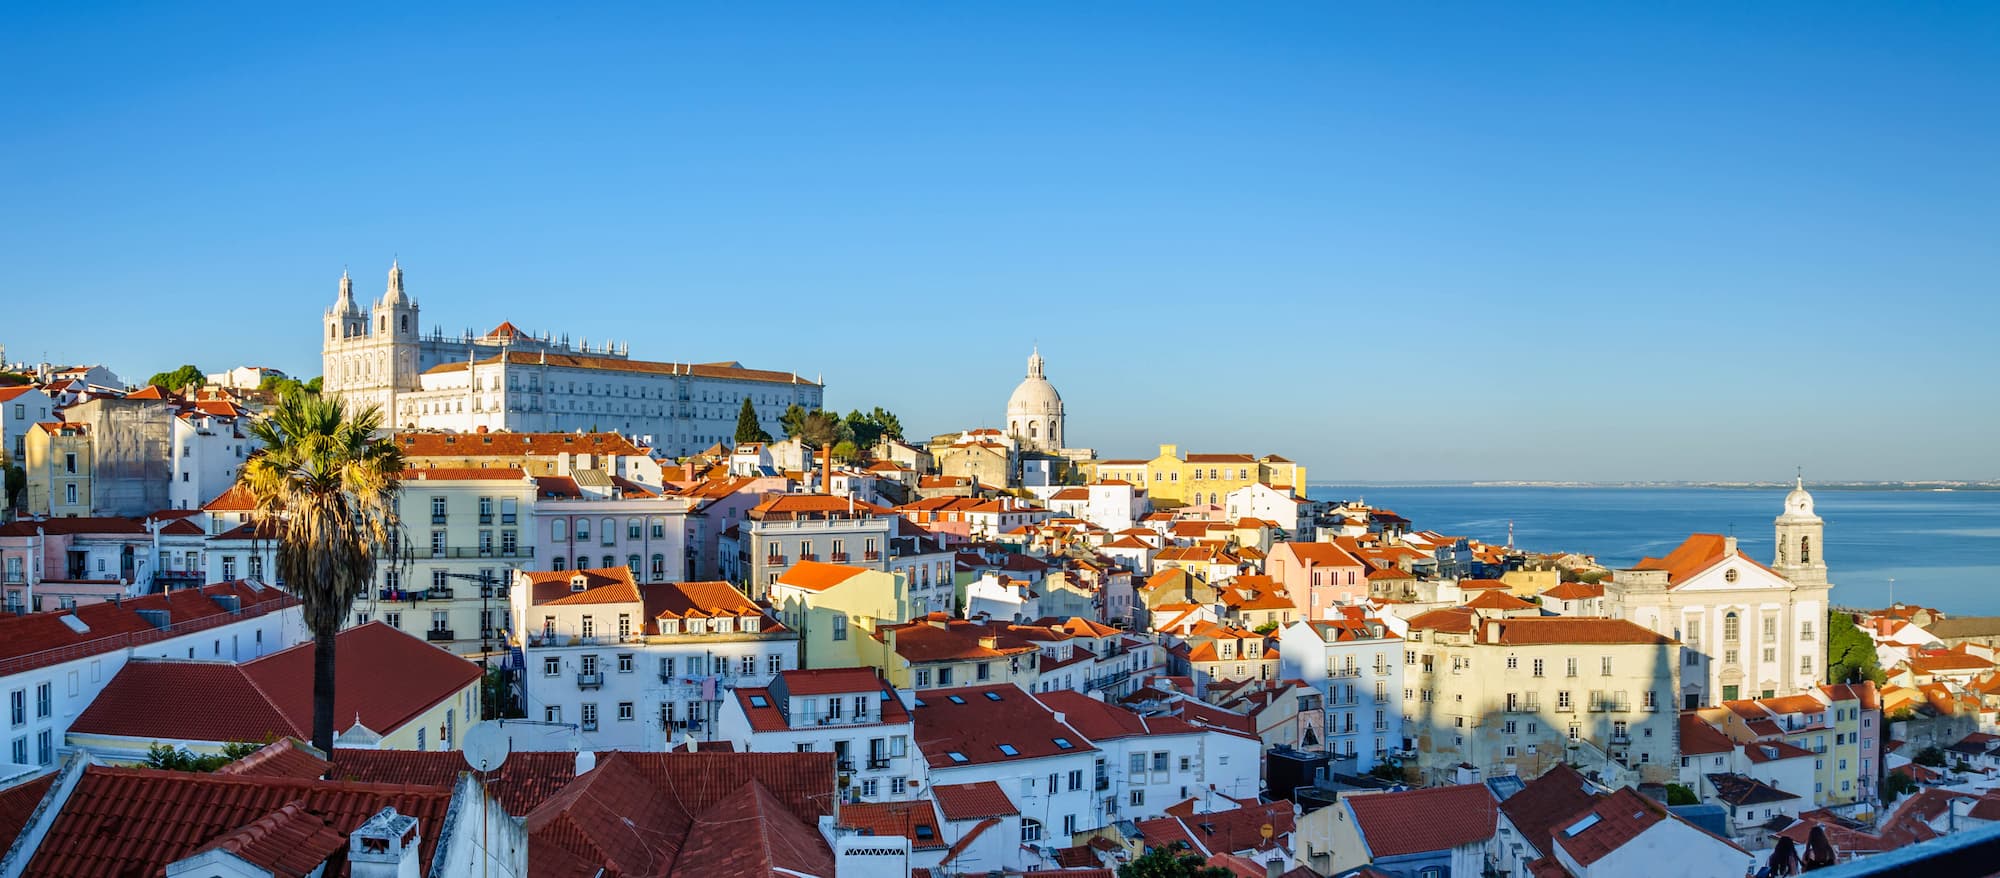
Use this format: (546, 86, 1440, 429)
(734, 397, 772, 445)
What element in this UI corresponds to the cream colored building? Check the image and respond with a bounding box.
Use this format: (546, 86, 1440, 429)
(1401, 609, 1680, 787)
(357, 467, 539, 657)
(769, 561, 919, 669)
(1605, 481, 1832, 708)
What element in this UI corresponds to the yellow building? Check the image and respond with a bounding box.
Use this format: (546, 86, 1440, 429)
(364, 467, 539, 657)
(858, 614, 1043, 691)
(24, 421, 93, 517)
(1701, 687, 1867, 806)
(64, 621, 481, 762)
(770, 560, 918, 669)
(1401, 608, 1681, 787)
(1142, 445, 1305, 506)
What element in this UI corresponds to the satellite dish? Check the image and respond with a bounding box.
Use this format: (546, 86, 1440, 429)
(461, 721, 512, 773)
(1260, 823, 1274, 841)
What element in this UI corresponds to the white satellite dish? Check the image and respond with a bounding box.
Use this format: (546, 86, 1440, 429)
(461, 720, 512, 773)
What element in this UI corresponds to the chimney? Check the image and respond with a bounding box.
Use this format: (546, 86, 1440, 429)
(1724, 536, 1738, 556)
(348, 808, 421, 878)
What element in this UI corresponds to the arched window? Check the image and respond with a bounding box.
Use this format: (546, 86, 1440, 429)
(1723, 612, 1740, 642)
(576, 555, 590, 571)
(1028, 422, 1038, 439)
(602, 555, 616, 570)
(329, 324, 336, 339)
(627, 555, 641, 574)
(379, 315, 387, 333)
(600, 518, 615, 544)
(1800, 536, 1811, 564)
(400, 314, 408, 332)
(651, 554, 666, 580)
(552, 557, 566, 572)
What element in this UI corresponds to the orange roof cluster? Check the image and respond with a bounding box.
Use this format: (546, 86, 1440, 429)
(393, 431, 639, 461)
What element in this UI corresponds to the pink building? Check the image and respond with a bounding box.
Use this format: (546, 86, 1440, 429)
(1267, 541, 1369, 619)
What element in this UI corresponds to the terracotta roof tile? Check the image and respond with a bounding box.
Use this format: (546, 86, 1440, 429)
(18, 766, 453, 878)
(69, 623, 478, 743)
(838, 799, 947, 849)
(1495, 764, 1600, 860)
(773, 560, 873, 592)
(913, 684, 1096, 767)
(932, 781, 1019, 820)
(1346, 783, 1496, 857)
(0, 582, 297, 676)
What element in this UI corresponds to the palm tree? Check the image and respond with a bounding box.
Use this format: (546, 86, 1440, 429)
(241, 393, 404, 752)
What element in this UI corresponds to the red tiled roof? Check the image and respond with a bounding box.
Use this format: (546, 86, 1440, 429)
(1495, 764, 1600, 861)
(69, 623, 478, 743)
(913, 684, 1097, 768)
(932, 781, 1019, 820)
(0, 582, 297, 676)
(1134, 800, 1295, 856)
(18, 765, 453, 878)
(1677, 713, 1736, 755)
(187, 799, 349, 878)
(1551, 788, 1667, 868)
(394, 430, 647, 458)
(1632, 534, 1779, 586)
(1346, 783, 1497, 857)
(214, 737, 332, 780)
(0, 773, 55, 853)
(877, 616, 1041, 663)
(1487, 617, 1676, 645)
(1034, 690, 1251, 742)
(522, 567, 640, 606)
(523, 751, 836, 878)
(638, 581, 776, 631)
(1541, 581, 1604, 600)
(1465, 590, 1537, 611)
(1407, 607, 1478, 635)
(396, 466, 526, 481)
(838, 799, 946, 849)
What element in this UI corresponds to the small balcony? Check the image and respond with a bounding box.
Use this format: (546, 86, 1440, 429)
(426, 628, 455, 642)
(837, 758, 855, 773)
(577, 672, 604, 690)
(831, 552, 850, 563)
(867, 756, 891, 770)
(799, 553, 819, 563)
(478, 514, 493, 525)
(765, 555, 788, 567)
(582, 719, 598, 732)
(863, 550, 880, 561)
(1096, 777, 1110, 792)
(431, 514, 449, 525)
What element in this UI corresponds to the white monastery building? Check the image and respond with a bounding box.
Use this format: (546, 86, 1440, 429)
(322, 263, 823, 456)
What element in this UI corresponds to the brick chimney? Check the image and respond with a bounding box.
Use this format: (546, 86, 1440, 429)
(349, 808, 421, 878)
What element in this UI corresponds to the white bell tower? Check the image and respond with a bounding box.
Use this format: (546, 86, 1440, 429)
(1772, 476, 1827, 589)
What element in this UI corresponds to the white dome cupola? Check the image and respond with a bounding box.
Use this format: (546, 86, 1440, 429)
(1006, 346, 1065, 452)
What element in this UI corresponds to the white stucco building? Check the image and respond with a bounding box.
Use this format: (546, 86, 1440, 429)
(509, 567, 798, 749)
(1605, 481, 1832, 708)
(714, 667, 923, 803)
(322, 263, 822, 456)
(1276, 613, 1405, 769)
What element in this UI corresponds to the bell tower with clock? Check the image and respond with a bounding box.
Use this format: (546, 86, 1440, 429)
(1772, 476, 1827, 590)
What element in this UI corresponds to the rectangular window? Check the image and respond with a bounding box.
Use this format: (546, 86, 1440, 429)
(1566, 657, 1578, 677)
(1532, 658, 1545, 677)
(35, 683, 50, 719)
(768, 654, 783, 675)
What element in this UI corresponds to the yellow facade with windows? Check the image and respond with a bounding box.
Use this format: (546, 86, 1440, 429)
(1139, 444, 1305, 506)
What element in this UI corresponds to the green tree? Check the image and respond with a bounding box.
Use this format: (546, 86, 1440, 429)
(303, 376, 323, 394)
(142, 741, 261, 772)
(832, 440, 861, 463)
(1253, 621, 1280, 635)
(147, 364, 206, 393)
(1827, 610, 1887, 686)
(1881, 770, 1919, 803)
(241, 393, 404, 752)
(844, 410, 883, 453)
(1119, 844, 1230, 878)
(1665, 783, 1699, 806)
(869, 407, 903, 441)
(799, 408, 846, 450)
(1915, 746, 1946, 767)
(3, 465, 23, 512)
(780, 403, 810, 439)
(734, 397, 771, 445)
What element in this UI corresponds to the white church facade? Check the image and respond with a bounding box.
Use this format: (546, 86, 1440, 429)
(322, 263, 822, 456)
(1605, 479, 1833, 708)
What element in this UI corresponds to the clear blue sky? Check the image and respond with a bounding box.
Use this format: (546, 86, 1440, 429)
(4, 3, 1996, 481)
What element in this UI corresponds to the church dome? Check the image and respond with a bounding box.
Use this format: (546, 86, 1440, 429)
(1008, 355, 1062, 416)
(1780, 476, 1817, 520)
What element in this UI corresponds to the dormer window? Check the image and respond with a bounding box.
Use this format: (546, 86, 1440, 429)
(742, 615, 760, 633)
(570, 574, 588, 592)
(714, 617, 734, 633)
(659, 618, 679, 635)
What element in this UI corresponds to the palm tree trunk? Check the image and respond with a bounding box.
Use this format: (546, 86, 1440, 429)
(312, 627, 338, 752)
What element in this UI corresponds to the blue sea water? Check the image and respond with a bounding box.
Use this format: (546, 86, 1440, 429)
(1305, 485, 2000, 615)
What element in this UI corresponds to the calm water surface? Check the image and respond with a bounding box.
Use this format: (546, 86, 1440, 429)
(1306, 486, 2000, 615)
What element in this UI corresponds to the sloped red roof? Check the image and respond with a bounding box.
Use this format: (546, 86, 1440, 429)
(932, 781, 1019, 820)
(186, 800, 348, 878)
(70, 623, 478, 743)
(774, 560, 873, 591)
(0, 582, 297, 676)
(522, 751, 835, 878)
(17, 766, 453, 878)
(1034, 690, 1250, 742)
(1134, 800, 1295, 856)
(0, 773, 56, 853)
(838, 799, 946, 849)
(1551, 787, 1667, 867)
(913, 684, 1096, 767)
(394, 430, 646, 458)
(1678, 713, 1736, 755)
(1346, 783, 1497, 857)
(1465, 590, 1537, 611)
(1496, 764, 1600, 861)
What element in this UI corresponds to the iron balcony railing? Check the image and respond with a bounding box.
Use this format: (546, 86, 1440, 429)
(423, 546, 533, 559)
(426, 629, 455, 642)
(577, 672, 604, 689)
